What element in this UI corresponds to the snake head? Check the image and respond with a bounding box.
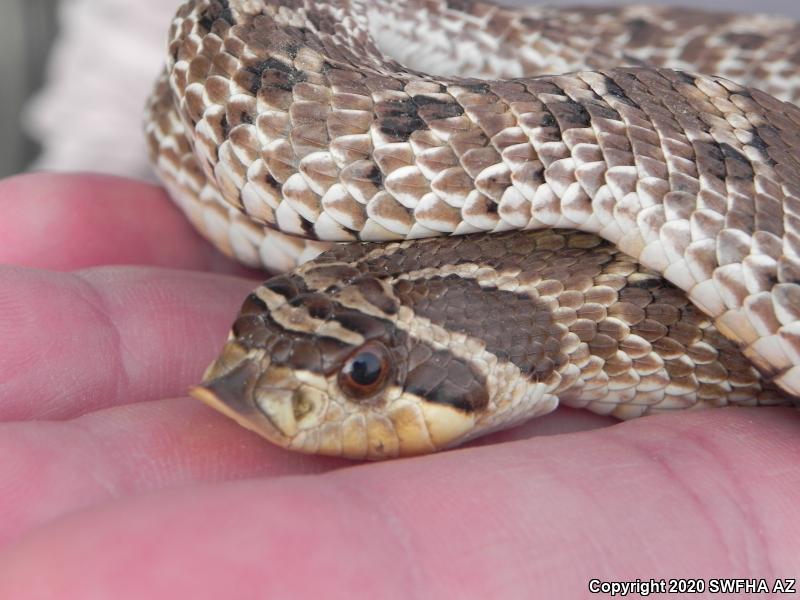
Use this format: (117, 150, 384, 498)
(191, 270, 520, 460)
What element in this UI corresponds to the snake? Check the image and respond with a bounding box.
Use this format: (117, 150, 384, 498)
(145, 0, 800, 460)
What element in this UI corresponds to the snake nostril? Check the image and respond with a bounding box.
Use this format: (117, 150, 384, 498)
(255, 387, 299, 437)
(292, 389, 315, 421)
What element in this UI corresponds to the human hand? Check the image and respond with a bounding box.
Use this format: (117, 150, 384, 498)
(0, 173, 797, 598)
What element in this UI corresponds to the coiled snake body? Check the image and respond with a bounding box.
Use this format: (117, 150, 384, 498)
(146, 0, 800, 459)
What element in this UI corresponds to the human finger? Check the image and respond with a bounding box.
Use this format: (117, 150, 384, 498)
(0, 265, 255, 420)
(0, 397, 347, 548)
(1, 408, 796, 598)
(0, 173, 250, 275)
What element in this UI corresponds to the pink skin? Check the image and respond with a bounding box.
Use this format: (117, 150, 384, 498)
(0, 173, 797, 598)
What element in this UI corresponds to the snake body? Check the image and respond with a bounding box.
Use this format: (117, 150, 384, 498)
(146, 0, 800, 459)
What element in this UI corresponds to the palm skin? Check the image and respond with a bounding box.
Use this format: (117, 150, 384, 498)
(0, 173, 797, 599)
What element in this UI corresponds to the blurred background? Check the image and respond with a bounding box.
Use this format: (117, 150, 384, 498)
(1, 0, 57, 178)
(2, 0, 799, 180)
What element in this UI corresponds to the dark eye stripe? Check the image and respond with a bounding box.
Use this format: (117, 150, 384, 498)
(393, 275, 567, 381)
(403, 347, 489, 412)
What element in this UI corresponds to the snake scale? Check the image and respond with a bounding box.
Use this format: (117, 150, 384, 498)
(145, 0, 800, 459)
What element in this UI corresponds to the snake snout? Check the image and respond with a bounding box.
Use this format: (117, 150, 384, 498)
(192, 346, 332, 450)
(192, 357, 261, 417)
(190, 350, 289, 443)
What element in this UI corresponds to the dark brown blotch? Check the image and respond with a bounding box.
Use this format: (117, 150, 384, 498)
(354, 276, 400, 315)
(546, 97, 592, 130)
(240, 293, 268, 316)
(394, 274, 567, 380)
(198, 0, 235, 32)
(243, 57, 308, 94)
(292, 293, 334, 320)
(404, 348, 488, 412)
(261, 274, 309, 301)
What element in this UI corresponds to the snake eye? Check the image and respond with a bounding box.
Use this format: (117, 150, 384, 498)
(338, 342, 391, 399)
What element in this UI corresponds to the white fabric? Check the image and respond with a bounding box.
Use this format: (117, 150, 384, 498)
(25, 0, 181, 179)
